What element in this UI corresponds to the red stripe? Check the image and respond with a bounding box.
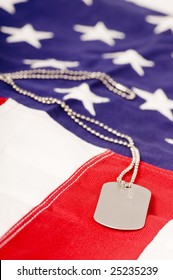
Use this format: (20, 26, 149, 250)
(0, 151, 173, 259)
(0, 150, 113, 247)
(0, 97, 8, 105)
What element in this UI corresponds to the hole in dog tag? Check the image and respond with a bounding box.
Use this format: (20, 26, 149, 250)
(94, 182, 151, 230)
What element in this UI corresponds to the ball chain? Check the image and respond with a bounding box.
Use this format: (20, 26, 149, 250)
(0, 69, 139, 188)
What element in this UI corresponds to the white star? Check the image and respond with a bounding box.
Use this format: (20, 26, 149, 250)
(146, 15, 173, 34)
(82, 0, 93, 6)
(165, 138, 173, 145)
(54, 83, 110, 116)
(126, 0, 173, 17)
(23, 59, 80, 69)
(133, 87, 173, 121)
(0, 0, 27, 14)
(1, 24, 54, 48)
(73, 21, 125, 46)
(103, 49, 154, 76)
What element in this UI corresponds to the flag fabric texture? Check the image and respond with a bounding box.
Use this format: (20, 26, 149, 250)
(0, 0, 173, 259)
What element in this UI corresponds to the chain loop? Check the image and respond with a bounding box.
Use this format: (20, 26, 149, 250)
(0, 69, 139, 187)
(1, 69, 135, 100)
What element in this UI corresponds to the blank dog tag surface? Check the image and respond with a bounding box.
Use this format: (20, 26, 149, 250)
(94, 182, 151, 230)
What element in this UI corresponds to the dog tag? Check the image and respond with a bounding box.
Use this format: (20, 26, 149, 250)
(94, 182, 151, 230)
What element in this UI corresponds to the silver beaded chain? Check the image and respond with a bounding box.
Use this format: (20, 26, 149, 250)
(0, 69, 140, 188)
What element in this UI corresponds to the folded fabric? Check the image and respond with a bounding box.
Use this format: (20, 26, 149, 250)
(0, 98, 173, 259)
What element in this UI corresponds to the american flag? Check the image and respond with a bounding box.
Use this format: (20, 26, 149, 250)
(0, 0, 173, 259)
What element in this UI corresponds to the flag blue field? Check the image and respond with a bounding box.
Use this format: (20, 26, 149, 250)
(0, 0, 173, 170)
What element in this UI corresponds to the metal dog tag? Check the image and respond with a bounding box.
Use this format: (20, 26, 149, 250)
(94, 182, 151, 230)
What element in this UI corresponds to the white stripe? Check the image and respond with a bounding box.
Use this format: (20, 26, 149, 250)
(127, 0, 173, 16)
(0, 99, 105, 237)
(138, 220, 173, 259)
